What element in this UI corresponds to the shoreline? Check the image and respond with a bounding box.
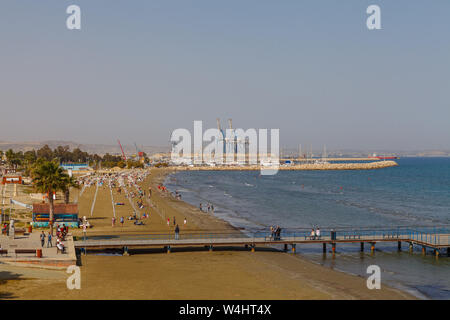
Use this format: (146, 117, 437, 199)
(0, 168, 415, 300)
(153, 168, 416, 299)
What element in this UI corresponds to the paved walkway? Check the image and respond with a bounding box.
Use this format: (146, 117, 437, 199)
(0, 231, 76, 269)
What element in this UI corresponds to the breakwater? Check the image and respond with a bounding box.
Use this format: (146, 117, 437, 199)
(173, 161, 398, 171)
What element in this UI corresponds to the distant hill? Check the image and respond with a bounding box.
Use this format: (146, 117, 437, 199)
(0, 140, 169, 156)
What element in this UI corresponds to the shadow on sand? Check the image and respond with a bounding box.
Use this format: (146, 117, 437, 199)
(0, 269, 22, 299)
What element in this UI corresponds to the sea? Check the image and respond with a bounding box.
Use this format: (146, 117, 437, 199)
(165, 157, 450, 299)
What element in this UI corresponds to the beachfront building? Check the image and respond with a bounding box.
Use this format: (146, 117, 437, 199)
(60, 163, 91, 171)
(32, 203, 79, 228)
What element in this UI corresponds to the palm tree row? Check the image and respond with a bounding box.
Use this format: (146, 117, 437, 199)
(31, 159, 79, 235)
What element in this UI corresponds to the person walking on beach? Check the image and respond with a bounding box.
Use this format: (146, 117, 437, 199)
(173, 216, 176, 226)
(120, 216, 124, 227)
(175, 224, 180, 240)
(199, 203, 203, 212)
(47, 232, 52, 247)
(112, 217, 116, 227)
(40, 231, 45, 247)
(167, 218, 170, 226)
(184, 217, 187, 225)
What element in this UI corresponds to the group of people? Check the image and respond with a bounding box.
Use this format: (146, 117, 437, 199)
(199, 203, 214, 213)
(39, 227, 66, 253)
(270, 225, 282, 240)
(157, 184, 167, 192)
(310, 227, 321, 240)
(40, 231, 52, 247)
(56, 224, 68, 241)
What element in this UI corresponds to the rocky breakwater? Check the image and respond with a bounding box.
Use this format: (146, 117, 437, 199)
(173, 161, 398, 171)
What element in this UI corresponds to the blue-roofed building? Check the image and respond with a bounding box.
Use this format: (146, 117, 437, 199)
(60, 163, 91, 171)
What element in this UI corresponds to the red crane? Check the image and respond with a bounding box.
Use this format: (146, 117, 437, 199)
(117, 139, 127, 161)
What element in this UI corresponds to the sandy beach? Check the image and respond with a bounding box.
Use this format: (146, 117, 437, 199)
(0, 168, 415, 300)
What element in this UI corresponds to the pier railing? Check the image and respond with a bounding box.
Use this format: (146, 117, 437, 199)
(82, 226, 450, 247)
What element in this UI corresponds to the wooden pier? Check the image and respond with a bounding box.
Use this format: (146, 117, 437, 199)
(74, 227, 450, 257)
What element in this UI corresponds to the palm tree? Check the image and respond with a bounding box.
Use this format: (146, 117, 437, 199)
(31, 160, 69, 235)
(62, 175, 79, 204)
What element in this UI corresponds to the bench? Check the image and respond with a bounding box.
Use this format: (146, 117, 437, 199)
(14, 249, 37, 258)
(0, 249, 8, 256)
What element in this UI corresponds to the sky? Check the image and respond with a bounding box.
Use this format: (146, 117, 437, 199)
(0, 0, 449, 151)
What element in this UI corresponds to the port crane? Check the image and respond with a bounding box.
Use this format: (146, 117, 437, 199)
(117, 139, 127, 161)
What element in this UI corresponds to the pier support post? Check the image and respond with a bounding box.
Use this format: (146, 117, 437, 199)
(284, 244, 288, 252)
(447, 248, 450, 257)
(422, 246, 426, 255)
(323, 243, 326, 253)
(360, 242, 364, 252)
(397, 241, 401, 251)
(123, 246, 129, 256)
(291, 244, 296, 253)
(331, 243, 336, 254)
(167, 245, 171, 254)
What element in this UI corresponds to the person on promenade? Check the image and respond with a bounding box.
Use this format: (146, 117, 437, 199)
(276, 226, 282, 240)
(270, 226, 274, 240)
(167, 218, 170, 226)
(40, 231, 45, 247)
(112, 217, 116, 227)
(175, 224, 180, 240)
(316, 227, 321, 239)
(310, 228, 316, 240)
(211, 204, 214, 213)
(56, 238, 66, 254)
(47, 232, 52, 248)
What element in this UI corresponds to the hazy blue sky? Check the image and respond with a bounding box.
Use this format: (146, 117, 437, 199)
(0, 1, 449, 150)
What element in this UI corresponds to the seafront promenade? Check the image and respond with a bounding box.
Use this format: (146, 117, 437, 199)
(0, 232, 77, 269)
(74, 226, 450, 257)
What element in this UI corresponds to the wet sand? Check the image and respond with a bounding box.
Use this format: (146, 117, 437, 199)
(0, 168, 415, 300)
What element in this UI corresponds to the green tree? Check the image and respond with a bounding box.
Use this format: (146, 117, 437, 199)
(5, 149, 15, 167)
(24, 150, 37, 164)
(36, 145, 54, 161)
(31, 160, 69, 235)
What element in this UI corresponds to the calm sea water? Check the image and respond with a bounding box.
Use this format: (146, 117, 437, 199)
(165, 158, 450, 299)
